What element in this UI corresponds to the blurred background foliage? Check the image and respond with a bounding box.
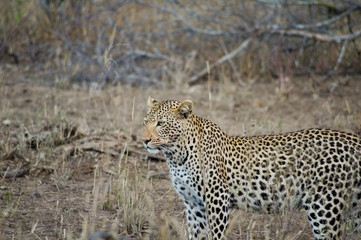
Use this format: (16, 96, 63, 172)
(1, 0, 360, 87)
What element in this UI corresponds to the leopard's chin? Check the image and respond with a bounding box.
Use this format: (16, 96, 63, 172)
(146, 147, 160, 154)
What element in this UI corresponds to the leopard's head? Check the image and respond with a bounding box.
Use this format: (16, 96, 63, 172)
(141, 96, 193, 154)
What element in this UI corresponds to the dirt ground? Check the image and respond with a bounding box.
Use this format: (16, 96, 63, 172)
(0, 75, 361, 240)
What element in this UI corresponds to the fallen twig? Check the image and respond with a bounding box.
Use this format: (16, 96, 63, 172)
(1, 168, 29, 178)
(127, 149, 166, 162)
(81, 145, 165, 162)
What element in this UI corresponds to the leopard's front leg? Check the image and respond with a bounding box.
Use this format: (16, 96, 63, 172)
(171, 172, 209, 239)
(205, 177, 230, 240)
(184, 172, 231, 239)
(184, 199, 208, 240)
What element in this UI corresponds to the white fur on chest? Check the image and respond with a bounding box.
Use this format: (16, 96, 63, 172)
(168, 164, 202, 205)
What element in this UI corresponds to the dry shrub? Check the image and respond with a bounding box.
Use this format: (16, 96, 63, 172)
(1, 1, 360, 86)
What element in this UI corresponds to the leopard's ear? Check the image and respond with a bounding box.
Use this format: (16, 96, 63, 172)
(176, 100, 193, 119)
(147, 96, 157, 111)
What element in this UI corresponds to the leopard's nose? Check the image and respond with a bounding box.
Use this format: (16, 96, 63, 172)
(142, 138, 151, 145)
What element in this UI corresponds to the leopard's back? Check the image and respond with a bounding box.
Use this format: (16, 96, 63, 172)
(226, 128, 361, 237)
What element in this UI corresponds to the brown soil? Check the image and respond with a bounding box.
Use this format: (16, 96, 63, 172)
(0, 76, 360, 240)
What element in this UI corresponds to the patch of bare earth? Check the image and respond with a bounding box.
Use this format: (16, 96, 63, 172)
(1, 76, 360, 239)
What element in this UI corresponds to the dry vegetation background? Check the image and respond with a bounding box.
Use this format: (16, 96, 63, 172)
(1, 0, 361, 240)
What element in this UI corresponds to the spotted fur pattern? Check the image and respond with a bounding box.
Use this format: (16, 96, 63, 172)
(141, 97, 361, 240)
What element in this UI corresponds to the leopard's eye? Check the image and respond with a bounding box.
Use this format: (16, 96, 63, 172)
(143, 118, 148, 126)
(156, 121, 165, 127)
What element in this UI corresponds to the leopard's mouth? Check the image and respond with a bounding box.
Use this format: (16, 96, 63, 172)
(143, 142, 160, 154)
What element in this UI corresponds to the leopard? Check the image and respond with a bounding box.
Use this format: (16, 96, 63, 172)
(141, 97, 361, 240)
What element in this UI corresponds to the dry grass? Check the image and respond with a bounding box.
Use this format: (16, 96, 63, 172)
(1, 75, 360, 239)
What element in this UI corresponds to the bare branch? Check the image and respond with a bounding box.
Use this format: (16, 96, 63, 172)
(334, 40, 349, 72)
(189, 38, 252, 86)
(256, 5, 360, 30)
(135, 0, 233, 36)
(268, 29, 361, 43)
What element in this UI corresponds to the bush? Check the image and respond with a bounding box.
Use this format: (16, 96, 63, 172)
(1, 0, 360, 86)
